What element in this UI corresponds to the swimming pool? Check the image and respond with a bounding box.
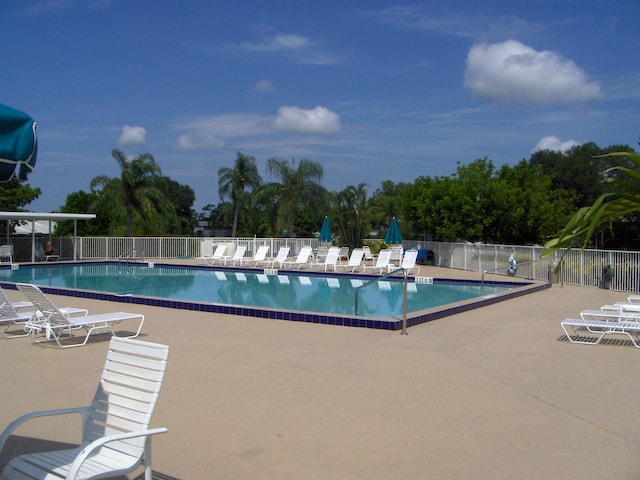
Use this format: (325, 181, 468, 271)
(1, 262, 547, 330)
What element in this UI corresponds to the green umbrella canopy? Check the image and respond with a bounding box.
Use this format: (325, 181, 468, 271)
(318, 216, 332, 242)
(0, 103, 37, 181)
(384, 217, 403, 245)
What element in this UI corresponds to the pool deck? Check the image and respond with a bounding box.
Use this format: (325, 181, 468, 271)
(1, 264, 639, 479)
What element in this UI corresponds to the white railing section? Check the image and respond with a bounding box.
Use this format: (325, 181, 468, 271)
(3, 236, 639, 292)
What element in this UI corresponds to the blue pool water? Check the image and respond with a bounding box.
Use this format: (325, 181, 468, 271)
(3, 262, 511, 319)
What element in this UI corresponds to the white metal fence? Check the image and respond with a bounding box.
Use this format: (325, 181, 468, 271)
(3, 236, 638, 293)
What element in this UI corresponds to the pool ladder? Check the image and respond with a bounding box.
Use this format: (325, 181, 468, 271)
(354, 268, 411, 335)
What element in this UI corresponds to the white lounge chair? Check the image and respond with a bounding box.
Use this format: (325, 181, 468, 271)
(207, 244, 228, 265)
(579, 309, 640, 322)
(198, 245, 227, 265)
(337, 248, 365, 273)
(18, 283, 145, 348)
(311, 246, 340, 272)
(258, 246, 290, 269)
(628, 295, 640, 304)
(362, 245, 376, 264)
(390, 249, 419, 275)
(220, 245, 247, 266)
(0, 286, 86, 339)
(245, 245, 270, 266)
(0, 336, 169, 480)
(363, 249, 392, 274)
(0, 244, 13, 263)
(388, 246, 404, 267)
(561, 317, 640, 347)
(600, 302, 640, 313)
(283, 246, 313, 270)
(337, 246, 350, 264)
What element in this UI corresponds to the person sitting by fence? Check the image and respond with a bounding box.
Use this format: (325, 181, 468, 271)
(44, 241, 58, 258)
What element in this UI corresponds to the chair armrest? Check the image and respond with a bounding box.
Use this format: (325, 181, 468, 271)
(68, 427, 168, 480)
(0, 406, 90, 454)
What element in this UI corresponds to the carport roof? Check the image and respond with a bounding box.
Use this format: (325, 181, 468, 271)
(0, 211, 95, 221)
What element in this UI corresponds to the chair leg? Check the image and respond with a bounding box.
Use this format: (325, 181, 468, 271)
(143, 435, 154, 480)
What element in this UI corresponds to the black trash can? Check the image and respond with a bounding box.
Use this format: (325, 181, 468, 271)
(599, 265, 613, 289)
(425, 250, 435, 266)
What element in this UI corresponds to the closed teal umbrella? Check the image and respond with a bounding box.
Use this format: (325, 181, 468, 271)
(0, 103, 37, 182)
(318, 216, 332, 243)
(384, 217, 403, 245)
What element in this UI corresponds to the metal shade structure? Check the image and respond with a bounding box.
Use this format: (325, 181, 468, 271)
(0, 103, 37, 182)
(0, 212, 95, 262)
(384, 217, 403, 245)
(318, 216, 332, 243)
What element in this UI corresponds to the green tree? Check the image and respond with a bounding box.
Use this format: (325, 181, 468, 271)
(55, 190, 111, 236)
(492, 161, 575, 244)
(261, 157, 325, 236)
(0, 178, 41, 236)
(368, 181, 407, 233)
(90, 149, 173, 236)
(404, 158, 575, 244)
(530, 142, 635, 209)
(545, 151, 640, 254)
(330, 183, 369, 249)
(158, 177, 195, 235)
(0, 178, 40, 211)
(217, 152, 262, 237)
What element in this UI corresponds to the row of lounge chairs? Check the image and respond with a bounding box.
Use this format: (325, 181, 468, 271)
(0, 283, 144, 348)
(197, 244, 420, 275)
(561, 295, 640, 348)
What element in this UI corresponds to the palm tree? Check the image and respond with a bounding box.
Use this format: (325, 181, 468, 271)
(90, 149, 170, 236)
(545, 151, 640, 255)
(217, 152, 262, 237)
(261, 157, 325, 236)
(330, 183, 369, 249)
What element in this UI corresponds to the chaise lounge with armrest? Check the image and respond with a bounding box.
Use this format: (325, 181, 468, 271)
(17, 283, 145, 348)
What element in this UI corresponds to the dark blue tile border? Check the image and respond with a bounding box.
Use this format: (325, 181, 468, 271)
(0, 262, 549, 331)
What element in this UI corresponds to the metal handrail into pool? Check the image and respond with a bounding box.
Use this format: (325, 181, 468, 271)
(354, 268, 410, 335)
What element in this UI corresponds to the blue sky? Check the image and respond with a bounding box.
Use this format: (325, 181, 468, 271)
(3, 0, 639, 214)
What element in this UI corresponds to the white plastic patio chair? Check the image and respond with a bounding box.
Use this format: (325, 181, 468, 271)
(389, 249, 419, 275)
(0, 336, 169, 480)
(362, 245, 376, 264)
(311, 246, 340, 272)
(337, 246, 350, 264)
(388, 246, 404, 267)
(245, 245, 270, 266)
(363, 249, 392, 274)
(283, 246, 313, 270)
(0, 244, 13, 263)
(17, 283, 145, 348)
(258, 246, 290, 269)
(206, 244, 228, 265)
(337, 248, 365, 273)
(220, 245, 247, 266)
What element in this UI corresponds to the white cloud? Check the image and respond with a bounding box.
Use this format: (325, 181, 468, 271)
(254, 79, 276, 93)
(176, 134, 224, 150)
(273, 106, 341, 135)
(215, 33, 340, 66)
(118, 125, 147, 146)
(533, 135, 581, 153)
(464, 40, 602, 103)
(240, 33, 311, 52)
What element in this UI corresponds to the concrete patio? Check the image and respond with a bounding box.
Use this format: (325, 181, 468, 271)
(0, 266, 639, 479)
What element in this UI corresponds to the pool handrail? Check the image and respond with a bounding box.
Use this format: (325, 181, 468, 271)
(354, 267, 410, 335)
